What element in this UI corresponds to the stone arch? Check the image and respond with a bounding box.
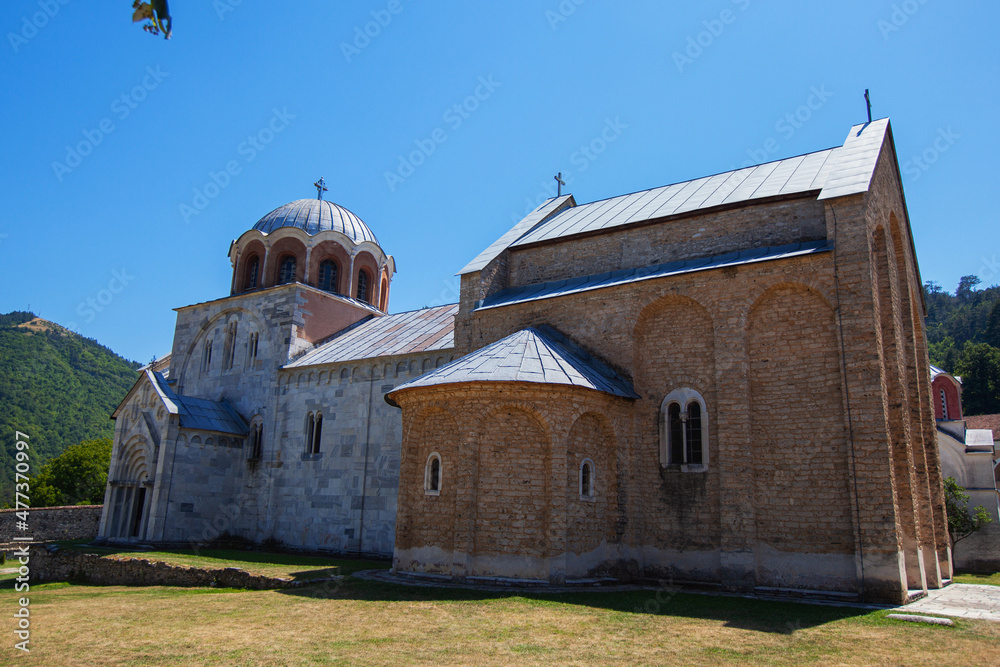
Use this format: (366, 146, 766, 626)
(396, 361, 407, 377)
(473, 404, 552, 569)
(235, 239, 266, 293)
(174, 306, 267, 393)
(565, 411, 619, 555)
(308, 240, 350, 293)
(263, 236, 307, 287)
(748, 282, 853, 581)
(117, 435, 150, 482)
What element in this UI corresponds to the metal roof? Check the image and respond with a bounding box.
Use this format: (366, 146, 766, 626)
(476, 241, 831, 311)
(145, 371, 249, 436)
(459, 195, 575, 274)
(459, 120, 889, 269)
(285, 303, 458, 368)
(388, 326, 638, 399)
(253, 198, 380, 245)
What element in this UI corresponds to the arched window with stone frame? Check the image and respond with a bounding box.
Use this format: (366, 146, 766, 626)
(356, 269, 370, 303)
(659, 388, 709, 471)
(278, 255, 297, 285)
(305, 412, 323, 455)
(201, 339, 213, 374)
(247, 419, 264, 461)
(244, 255, 260, 291)
(424, 452, 442, 496)
(223, 320, 238, 371)
(318, 259, 339, 293)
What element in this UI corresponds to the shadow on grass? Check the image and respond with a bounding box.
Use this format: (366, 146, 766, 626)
(279, 575, 873, 634)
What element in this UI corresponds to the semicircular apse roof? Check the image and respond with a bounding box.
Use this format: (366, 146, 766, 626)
(252, 199, 379, 245)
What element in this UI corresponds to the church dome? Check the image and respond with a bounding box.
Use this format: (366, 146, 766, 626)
(252, 199, 379, 245)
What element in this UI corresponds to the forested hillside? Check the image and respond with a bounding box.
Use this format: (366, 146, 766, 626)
(924, 276, 1000, 415)
(0, 312, 139, 501)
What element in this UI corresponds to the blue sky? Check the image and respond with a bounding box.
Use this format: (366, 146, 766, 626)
(1, 0, 997, 363)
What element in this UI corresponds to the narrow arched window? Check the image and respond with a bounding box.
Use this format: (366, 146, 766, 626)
(279, 256, 297, 285)
(248, 421, 263, 461)
(580, 459, 595, 500)
(245, 256, 259, 291)
(357, 270, 370, 303)
(223, 321, 238, 371)
(201, 339, 213, 374)
(940, 389, 949, 420)
(425, 453, 442, 495)
(318, 260, 338, 293)
(660, 389, 709, 471)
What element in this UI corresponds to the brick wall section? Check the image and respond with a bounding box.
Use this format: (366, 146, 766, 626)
(748, 285, 854, 555)
(0, 506, 101, 544)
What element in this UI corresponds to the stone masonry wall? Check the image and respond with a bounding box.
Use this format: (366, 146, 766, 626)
(30, 547, 334, 590)
(0, 506, 101, 544)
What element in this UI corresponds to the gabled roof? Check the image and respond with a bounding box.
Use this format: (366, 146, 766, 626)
(459, 120, 890, 271)
(113, 370, 249, 437)
(387, 326, 638, 400)
(285, 303, 458, 368)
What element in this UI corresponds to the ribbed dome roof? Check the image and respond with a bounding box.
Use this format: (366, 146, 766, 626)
(252, 199, 379, 245)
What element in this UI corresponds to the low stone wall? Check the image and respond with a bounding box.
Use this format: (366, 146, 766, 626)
(0, 505, 102, 543)
(30, 547, 339, 590)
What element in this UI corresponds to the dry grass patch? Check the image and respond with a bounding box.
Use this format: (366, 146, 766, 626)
(7, 578, 1000, 666)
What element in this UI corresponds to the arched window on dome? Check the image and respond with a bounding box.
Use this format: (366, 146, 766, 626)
(356, 269, 370, 304)
(278, 255, 297, 285)
(318, 260, 339, 293)
(244, 256, 260, 292)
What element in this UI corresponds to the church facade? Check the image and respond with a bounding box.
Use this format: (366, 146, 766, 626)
(99, 119, 950, 604)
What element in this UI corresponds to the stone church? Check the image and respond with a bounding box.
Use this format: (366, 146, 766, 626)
(98, 118, 950, 604)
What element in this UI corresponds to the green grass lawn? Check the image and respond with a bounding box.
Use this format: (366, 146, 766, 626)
(4, 575, 999, 666)
(954, 570, 1000, 587)
(6, 548, 999, 665)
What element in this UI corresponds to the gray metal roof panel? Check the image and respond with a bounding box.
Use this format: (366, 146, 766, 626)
(458, 195, 574, 274)
(253, 199, 379, 244)
(389, 327, 639, 399)
(286, 303, 458, 368)
(751, 155, 806, 200)
(818, 119, 889, 200)
(478, 241, 831, 310)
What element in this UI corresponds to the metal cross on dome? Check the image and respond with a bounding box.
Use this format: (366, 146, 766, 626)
(314, 177, 329, 200)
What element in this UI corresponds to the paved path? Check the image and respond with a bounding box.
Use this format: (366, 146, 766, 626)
(903, 584, 1000, 622)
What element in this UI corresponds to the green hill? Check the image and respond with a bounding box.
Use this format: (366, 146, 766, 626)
(0, 311, 140, 501)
